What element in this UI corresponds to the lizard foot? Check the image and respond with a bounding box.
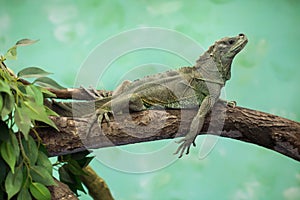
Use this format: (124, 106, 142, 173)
(95, 108, 112, 125)
(86, 108, 112, 138)
(174, 136, 196, 158)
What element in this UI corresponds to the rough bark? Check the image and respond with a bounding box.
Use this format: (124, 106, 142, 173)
(38, 100, 300, 162)
(48, 178, 78, 200)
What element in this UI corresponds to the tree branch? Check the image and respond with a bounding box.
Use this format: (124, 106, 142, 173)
(38, 100, 300, 162)
(48, 178, 79, 200)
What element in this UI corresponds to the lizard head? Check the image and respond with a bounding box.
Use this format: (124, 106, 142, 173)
(205, 33, 248, 81)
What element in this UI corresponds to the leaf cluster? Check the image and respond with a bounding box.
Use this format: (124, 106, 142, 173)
(56, 150, 94, 196)
(0, 39, 71, 199)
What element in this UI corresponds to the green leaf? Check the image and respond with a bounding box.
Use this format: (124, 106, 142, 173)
(15, 39, 39, 46)
(3, 39, 38, 60)
(33, 77, 65, 90)
(77, 156, 94, 168)
(39, 87, 56, 98)
(23, 101, 39, 115)
(10, 132, 20, 161)
(70, 175, 86, 194)
(21, 100, 58, 130)
(0, 133, 20, 173)
(17, 67, 52, 79)
(0, 80, 14, 117)
(17, 188, 32, 200)
(25, 85, 43, 105)
(37, 143, 49, 156)
(1, 93, 14, 118)
(5, 46, 17, 60)
(29, 182, 51, 200)
(30, 165, 55, 186)
(14, 106, 31, 139)
(0, 157, 8, 184)
(66, 159, 86, 176)
(0, 120, 10, 141)
(21, 136, 38, 165)
(58, 164, 86, 195)
(0, 135, 18, 173)
(0, 94, 3, 112)
(36, 151, 53, 175)
(58, 165, 74, 184)
(68, 150, 94, 168)
(5, 167, 23, 199)
(28, 105, 58, 130)
(0, 80, 11, 94)
(68, 151, 94, 168)
(44, 106, 59, 117)
(17, 84, 27, 94)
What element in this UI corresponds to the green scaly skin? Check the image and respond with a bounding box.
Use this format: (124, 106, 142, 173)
(90, 34, 248, 158)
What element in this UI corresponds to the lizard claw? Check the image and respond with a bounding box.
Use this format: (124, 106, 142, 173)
(96, 111, 111, 126)
(226, 100, 236, 108)
(174, 136, 196, 158)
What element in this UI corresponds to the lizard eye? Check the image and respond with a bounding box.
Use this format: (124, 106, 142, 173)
(228, 39, 235, 45)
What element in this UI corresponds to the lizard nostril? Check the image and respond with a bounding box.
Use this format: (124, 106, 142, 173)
(239, 33, 245, 37)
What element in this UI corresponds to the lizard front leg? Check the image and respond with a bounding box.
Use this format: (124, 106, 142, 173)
(174, 95, 217, 158)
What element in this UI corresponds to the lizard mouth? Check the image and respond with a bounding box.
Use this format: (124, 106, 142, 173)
(230, 33, 248, 55)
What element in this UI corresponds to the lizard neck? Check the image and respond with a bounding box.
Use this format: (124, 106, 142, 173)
(195, 52, 230, 85)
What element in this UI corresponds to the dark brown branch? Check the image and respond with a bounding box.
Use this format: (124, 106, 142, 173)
(37, 101, 300, 162)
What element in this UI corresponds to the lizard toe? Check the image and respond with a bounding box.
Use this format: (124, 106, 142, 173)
(186, 145, 191, 155)
(97, 114, 104, 125)
(103, 112, 111, 126)
(173, 141, 184, 156)
(177, 145, 186, 158)
(174, 137, 195, 158)
(192, 140, 196, 147)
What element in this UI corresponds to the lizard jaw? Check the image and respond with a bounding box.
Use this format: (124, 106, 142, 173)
(229, 33, 248, 56)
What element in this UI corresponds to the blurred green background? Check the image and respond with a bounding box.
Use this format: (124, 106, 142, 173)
(1, 0, 300, 199)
